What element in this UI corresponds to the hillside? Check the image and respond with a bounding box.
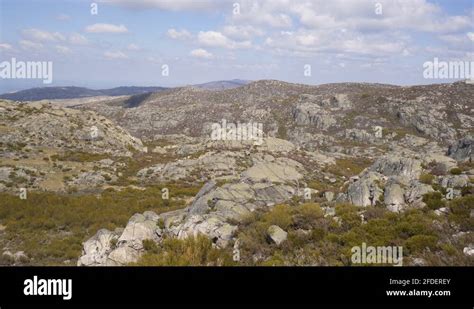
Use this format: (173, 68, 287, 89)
(0, 80, 472, 267)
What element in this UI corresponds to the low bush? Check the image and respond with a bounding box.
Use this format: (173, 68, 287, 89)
(422, 192, 446, 210)
(133, 235, 233, 266)
(0, 184, 199, 265)
(405, 235, 438, 254)
(450, 168, 462, 175)
(419, 173, 435, 185)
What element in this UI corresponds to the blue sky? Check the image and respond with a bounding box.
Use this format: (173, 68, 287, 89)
(0, 0, 473, 92)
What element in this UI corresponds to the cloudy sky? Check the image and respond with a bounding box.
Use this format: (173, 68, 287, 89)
(0, 0, 473, 92)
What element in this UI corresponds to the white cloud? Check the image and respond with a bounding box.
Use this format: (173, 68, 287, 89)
(55, 45, 72, 54)
(166, 28, 192, 40)
(228, 0, 470, 34)
(0, 43, 12, 50)
(264, 29, 407, 57)
(230, 1, 293, 28)
(104, 51, 128, 59)
(19, 40, 43, 50)
(100, 0, 227, 11)
(468, 32, 474, 42)
(85, 23, 128, 33)
(296, 34, 319, 46)
(222, 25, 264, 40)
(22, 28, 65, 42)
(198, 31, 251, 49)
(127, 43, 141, 51)
(69, 33, 88, 45)
(190, 48, 213, 59)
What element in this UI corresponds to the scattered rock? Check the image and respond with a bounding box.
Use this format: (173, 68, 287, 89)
(324, 191, 335, 202)
(463, 244, 474, 257)
(267, 225, 288, 246)
(411, 258, 426, 266)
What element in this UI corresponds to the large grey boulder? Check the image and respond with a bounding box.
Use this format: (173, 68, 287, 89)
(242, 157, 303, 183)
(187, 180, 217, 216)
(439, 175, 470, 188)
(267, 225, 288, 246)
(447, 136, 473, 162)
(257, 137, 296, 153)
(77, 229, 119, 266)
(394, 104, 457, 140)
(345, 129, 375, 143)
(173, 215, 237, 248)
(78, 211, 162, 266)
(292, 102, 336, 129)
(347, 172, 383, 207)
(384, 180, 405, 212)
(117, 213, 162, 250)
(137, 152, 241, 182)
(106, 246, 141, 266)
(404, 180, 434, 207)
(369, 156, 422, 180)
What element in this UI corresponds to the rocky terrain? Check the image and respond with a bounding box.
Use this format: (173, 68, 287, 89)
(0, 80, 472, 266)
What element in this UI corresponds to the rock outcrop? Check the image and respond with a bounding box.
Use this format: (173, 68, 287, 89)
(447, 136, 473, 162)
(78, 156, 303, 265)
(344, 154, 436, 212)
(78, 211, 162, 266)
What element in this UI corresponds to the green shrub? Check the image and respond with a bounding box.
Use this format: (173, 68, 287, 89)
(132, 235, 233, 266)
(142, 239, 159, 253)
(431, 183, 447, 195)
(448, 195, 474, 231)
(0, 185, 198, 265)
(298, 203, 323, 221)
(461, 186, 473, 196)
(64, 152, 110, 162)
(419, 173, 435, 185)
(393, 210, 434, 238)
(450, 168, 462, 175)
(325, 158, 373, 177)
(262, 204, 293, 230)
(422, 192, 446, 210)
(110, 238, 117, 249)
(157, 218, 165, 230)
(405, 235, 438, 254)
(335, 203, 362, 230)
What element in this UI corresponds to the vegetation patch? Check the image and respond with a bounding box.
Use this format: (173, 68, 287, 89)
(132, 235, 234, 266)
(0, 185, 199, 265)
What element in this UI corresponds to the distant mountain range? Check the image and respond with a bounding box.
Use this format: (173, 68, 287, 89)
(0, 86, 168, 101)
(0, 79, 251, 101)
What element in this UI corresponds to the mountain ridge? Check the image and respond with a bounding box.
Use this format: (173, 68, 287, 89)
(0, 79, 252, 101)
